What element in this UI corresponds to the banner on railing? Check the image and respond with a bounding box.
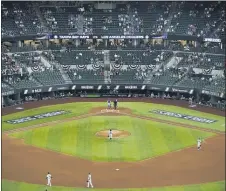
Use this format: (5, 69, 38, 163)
(2, 33, 206, 42)
(201, 90, 225, 98)
(171, 87, 194, 94)
(3, 83, 222, 99)
(203, 38, 221, 43)
(2, 90, 15, 96)
(19, 84, 194, 94)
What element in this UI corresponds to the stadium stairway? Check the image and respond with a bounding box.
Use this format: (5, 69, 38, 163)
(32, 3, 49, 33)
(104, 50, 111, 84)
(163, 2, 176, 33)
(43, 56, 73, 84)
(59, 69, 73, 84)
(144, 52, 175, 84)
(40, 56, 52, 68)
(165, 53, 183, 68)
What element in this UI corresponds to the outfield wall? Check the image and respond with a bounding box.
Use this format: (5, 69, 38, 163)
(2, 97, 224, 117)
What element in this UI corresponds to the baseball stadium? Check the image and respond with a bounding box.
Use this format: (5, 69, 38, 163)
(1, 1, 226, 191)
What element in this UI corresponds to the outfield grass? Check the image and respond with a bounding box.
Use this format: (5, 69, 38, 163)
(2, 102, 224, 132)
(2, 103, 224, 191)
(2, 180, 225, 191)
(121, 102, 225, 132)
(2, 102, 102, 131)
(10, 116, 215, 162)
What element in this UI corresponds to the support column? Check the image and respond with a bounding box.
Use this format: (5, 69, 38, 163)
(75, 39, 80, 47)
(133, 39, 137, 47)
(18, 40, 22, 47)
(105, 39, 108, 47)
(2, 96, 4, 107)
(45, 40, 49, 47)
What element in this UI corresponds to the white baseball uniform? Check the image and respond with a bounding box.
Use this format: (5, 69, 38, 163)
(109, 130, 113, 139)
(46, 173, 52, 186)
(87, 174, 93, 188)
(197, 139, 202, 150)
(189, 97, 193, 105)
(107, 101, 111, 109)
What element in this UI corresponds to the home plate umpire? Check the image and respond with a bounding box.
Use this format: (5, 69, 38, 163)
(114, 99, 118, 110)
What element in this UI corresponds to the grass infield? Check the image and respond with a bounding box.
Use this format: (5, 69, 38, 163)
(2, 102, 225, 132)
(10, 116, 214, 162)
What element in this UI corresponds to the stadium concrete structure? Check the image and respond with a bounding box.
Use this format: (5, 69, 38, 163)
(1, 1, 225, 191)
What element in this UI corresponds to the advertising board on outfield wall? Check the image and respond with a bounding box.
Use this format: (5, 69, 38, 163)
(2, 83, 225, 99)
(20, 84, 197, 95)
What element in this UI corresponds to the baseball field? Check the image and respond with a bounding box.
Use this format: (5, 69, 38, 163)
(2, 98, 225, 191)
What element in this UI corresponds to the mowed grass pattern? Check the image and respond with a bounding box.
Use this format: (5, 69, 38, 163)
(3, 102, 224, 133)
(121, 102, 225, 132)
(2, 180, 225, 191)
(2, 102, 101, 131)
(10, 116, 215, 162)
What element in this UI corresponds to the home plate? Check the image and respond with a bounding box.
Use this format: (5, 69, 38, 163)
(115, 169, 120, 171)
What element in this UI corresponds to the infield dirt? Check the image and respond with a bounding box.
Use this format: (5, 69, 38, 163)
(96, 130, 131, 138)
(2, 98, 225, 188)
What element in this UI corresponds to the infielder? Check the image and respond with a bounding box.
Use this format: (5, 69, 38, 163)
(107, 99, 111, 109)
(108, 129, 113, 140)
(197, 138, 202, 150)
(46, 172, 52, 187)
(87, 172, 94, 188)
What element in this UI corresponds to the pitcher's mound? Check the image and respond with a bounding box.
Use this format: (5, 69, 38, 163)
(95, 130, 131, 138)
(89, 107, 132, 116)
